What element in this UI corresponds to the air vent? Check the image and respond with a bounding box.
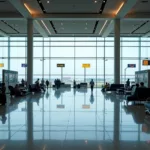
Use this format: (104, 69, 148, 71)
(141, 0, 148, 3)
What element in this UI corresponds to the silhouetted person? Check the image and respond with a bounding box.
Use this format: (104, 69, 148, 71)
(126, 79, 130, 89)
(127, 83, 139, 101)
(21, 79, 25, 86)
(73, 80, 76, 88)
(140, 82, 147, 88)
(90, 79, 94, 92)
(46, 80, 50, 90)
(1, 83, 6, 105)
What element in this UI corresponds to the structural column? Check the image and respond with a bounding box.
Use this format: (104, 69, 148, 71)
(27, 19, 33, 85)
(114, 19, 120, 84)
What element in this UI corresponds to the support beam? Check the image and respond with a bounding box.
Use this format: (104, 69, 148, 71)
(27, 19, 33, 85)
(8, 0, 32, 18)
(8, 0, 48, 37)
(34, 20, 48, 37)
(114, 19, 120, 84)
(101, 0, 138, 37)
(33, 14, 115, 20)
(101, 20, 114, 37)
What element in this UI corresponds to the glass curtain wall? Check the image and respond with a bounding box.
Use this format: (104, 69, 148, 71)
(1, 37, 150, 86)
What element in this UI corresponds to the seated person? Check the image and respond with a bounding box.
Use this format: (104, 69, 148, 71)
(14, 84, 22, 96)
(0, 83, 6, 105)
(139, 82, 147, 88)
(101, 82, 109, 92)
(35, 79, 41, 91)
(127, 83, 139, 100)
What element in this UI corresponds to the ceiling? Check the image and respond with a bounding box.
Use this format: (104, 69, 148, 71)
(0, 0, 150, 37)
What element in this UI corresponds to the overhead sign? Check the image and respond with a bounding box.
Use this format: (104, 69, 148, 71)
(82, 64, 90, 68)
(82, 105, 90, 109)
(57, 105, 65, 109)
(0, 63, 4, 67)
(143, 60, 150, 66)
(127, 64, 136, 68)
(21, 64, 28, 67)
(57, 64, 65, 67)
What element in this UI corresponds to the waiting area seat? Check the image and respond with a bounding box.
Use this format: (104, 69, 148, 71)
(126, 88, 150, 104)
(106, 84, 124, 91)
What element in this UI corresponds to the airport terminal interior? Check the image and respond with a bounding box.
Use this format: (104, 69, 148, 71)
(1, 0, 150, 149)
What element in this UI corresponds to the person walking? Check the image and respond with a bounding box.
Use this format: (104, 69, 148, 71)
(90, 79, 94, 93)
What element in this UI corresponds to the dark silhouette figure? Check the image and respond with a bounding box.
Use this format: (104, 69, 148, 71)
(1, 83, 6, 105)
(46, 80, 50, 90)
(126, 79, 130, 89)
(90, 79, 94, 92)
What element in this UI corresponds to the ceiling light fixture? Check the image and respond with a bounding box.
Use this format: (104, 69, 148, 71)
(41, 20, 51, 35)
(94, 0, 98, 3)
(103, 0, 105, 3)
(24, 3, 32, 14)
(99, 20, 108, 35)
(86, 22, 88, 25)
(116, 2, 124, 15)
(47, 0, 50, 3)
(61, 22, 63, 26)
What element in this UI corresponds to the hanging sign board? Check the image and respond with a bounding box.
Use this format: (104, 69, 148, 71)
(57, 104, 65, 109)
(0, 63, 4, 67)
(82, 64, 90, 68)
(57, 64, 65, 67)
(127, 64, 136, 68)
(21, 64, 28, 67)
(143, 60, 150, 66)
(82, 105, 90, 109)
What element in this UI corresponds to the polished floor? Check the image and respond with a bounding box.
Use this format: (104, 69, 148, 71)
(0, 88, 150, 150)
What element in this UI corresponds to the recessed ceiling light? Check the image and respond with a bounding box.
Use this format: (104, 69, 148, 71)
(103, 0, 106, 3)
(94, 0, 97, 3)
(61, 22, 63, 25)
(47, 0, 50, 3)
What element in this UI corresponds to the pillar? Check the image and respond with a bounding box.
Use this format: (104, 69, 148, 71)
(114, 19, 120, 84)
(27, 19, 33, 85)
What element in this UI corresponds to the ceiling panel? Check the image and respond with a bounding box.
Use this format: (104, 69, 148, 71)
(6, 20, 38, 34)
(0, 20, 38, 35)
(130, 0, 150, 13)
(0, 21, 17, 34)
(0, 0, 21, 13)
(111, 20, 147, 36)
(39, 0, 103, 13)
(52, 20, 98, 34)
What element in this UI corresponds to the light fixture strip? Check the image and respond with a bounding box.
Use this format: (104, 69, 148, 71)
(41, 20, 51, 35)
(116, 2, 124, 15)
(24, 3, 32, 14)
(99, 20, 108, 35)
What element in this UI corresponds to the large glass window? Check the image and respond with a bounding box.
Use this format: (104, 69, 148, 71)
(0, 36, 149, 85)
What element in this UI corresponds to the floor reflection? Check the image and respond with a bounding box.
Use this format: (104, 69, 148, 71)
(0, 88, 150, 150)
